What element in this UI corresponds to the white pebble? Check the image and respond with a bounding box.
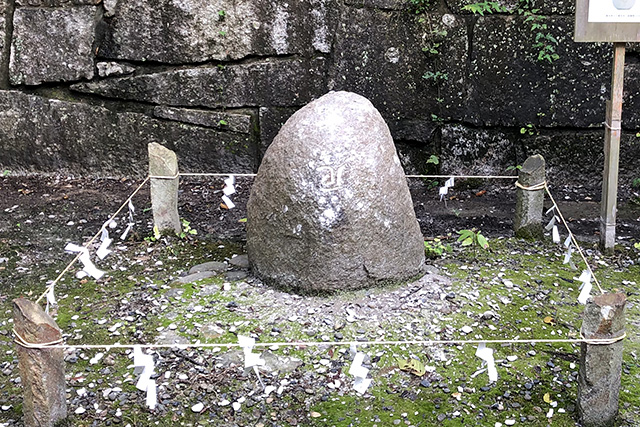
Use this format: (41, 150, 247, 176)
(191, 402, 204, 413)
(460, 326, 473, 334)
(75, 407, 86, 415)
(506, 355, 518, 362)
(232, 401, 241, 411)
(219, 399, 230, 406)
(505, 420, 516, 426)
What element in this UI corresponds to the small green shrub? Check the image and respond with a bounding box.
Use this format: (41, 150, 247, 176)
(424, 238, 452, 259)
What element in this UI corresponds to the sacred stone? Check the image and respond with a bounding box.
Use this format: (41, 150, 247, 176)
(247, 91, 425, 293)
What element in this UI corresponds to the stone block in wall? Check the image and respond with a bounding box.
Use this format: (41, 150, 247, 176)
(329, 8, 468, 130)
(71, 58, 328, 109)
(154, 106, 254, 135)
(258, 107, 297, 160)
(0, 91, 257, 176)
(440, 124, 517, 175)
(9, 6, 97, 85)
(99, 0, 338, 64)
(467, 15, 611, 128)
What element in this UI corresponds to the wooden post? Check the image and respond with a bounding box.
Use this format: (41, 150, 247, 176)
(578, 292, 626, 427)
(514, 155, 546, 240)
(600, 43, 625, 253)
(148, 142, 181, 234)
(13, 298, 67, 427)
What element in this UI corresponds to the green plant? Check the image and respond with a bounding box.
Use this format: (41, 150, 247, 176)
(426, 155, 440, 165)
(520, 123, 538, 136)
(407, 0, 431, 14)
(457, 228, 489, 256)
(462, 1, 507, 15)
(218, 120, 228, 127)
(2, 170, 9, 177)
(178, 219, 197, 239)
(218, 10, 226, 19)
(423, 70, 448, 82)
(632, 178, 640, 188)
(145, 225, 161, 242)
(430, 113, 444, 123)
(219, 31, 227, 37)
(506, 165, 522, 172)
(634, 242, 640, 251)
(424, 238, 452, 259)
(464, 1, 560, 63)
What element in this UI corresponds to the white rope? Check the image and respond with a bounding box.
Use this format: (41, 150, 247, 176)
(146, 173, 519, 180)
(543, 183, 605, 295)
(12, 329, 626, 351)
(35, 177, 150, 305)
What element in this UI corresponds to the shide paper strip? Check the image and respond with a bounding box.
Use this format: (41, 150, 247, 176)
(133, 346, 157, 409)
(349, 351, 372, 394)
(552, 225, 560, 243)
(222, 195, 236, 209)
(439, 177, 455, 202)
(223, 175, 236, 196)
(238, 335, 265, 368)
(64, 243, 104, 280)
(475, 343, 498, 383)
(97, 227, 112, 260)
(575, 270, 593, 304)
(45, 286, 56, 313)
(120, 200, 136, 241)
(563, 245, 574, 265)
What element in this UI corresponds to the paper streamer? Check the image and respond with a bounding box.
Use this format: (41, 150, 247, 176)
(445, 177, 455, 188)
(475, 343, 498, 383)
(97, 227, 112, 260)
(575, 270, 593, 304)
(238, 335, 265, 368)
(45, 286, 56, 313)
(563, 235, 572, 248)
(545, 206, 556, 216)
(439, 186, 448, 201)
(65, 243, 105, 280)
(545, 215, 558, 231)
(349, 352, 372, 394)
(552, 225, 560, 243)
(133, 346, 157, 409)
(563, 245, 573, 265)
(222, 195, 236, 209)
(223, 175, 236, 196)
(120, 200, 136, 241)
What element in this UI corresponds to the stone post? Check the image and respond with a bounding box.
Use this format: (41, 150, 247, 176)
(578, 292, 626, 427)
(514, 154, 546, 240)
(148, 142, 181, 234)
(13, 298, 67, 427)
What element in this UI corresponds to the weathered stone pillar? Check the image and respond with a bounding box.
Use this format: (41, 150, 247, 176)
(578, 292, 626, 427)
(148, 142, 181, 234)
(514, 154, 546, 240)
(13, 298, 67, 427)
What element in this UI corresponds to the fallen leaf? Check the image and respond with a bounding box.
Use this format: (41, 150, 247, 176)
(396, 357, 426, 376)
(238, 218, 247, 223)
(543, 393, 551, 403)
(310, 411, 322, 418)
(543, 316, 555, 325)
(452, 392, 462, 400)
(220, 203, 229, 210)
(476, 190, 487, 197)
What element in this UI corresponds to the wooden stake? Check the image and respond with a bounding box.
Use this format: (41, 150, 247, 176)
(600, 43, 625, 253)
(13, 298, 67, 427)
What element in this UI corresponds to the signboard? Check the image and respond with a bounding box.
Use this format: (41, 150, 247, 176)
(575, 0, 640, 41)
(589, 0, 640, 22)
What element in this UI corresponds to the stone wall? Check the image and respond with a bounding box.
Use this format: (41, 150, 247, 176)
(0, 0, 638, 181)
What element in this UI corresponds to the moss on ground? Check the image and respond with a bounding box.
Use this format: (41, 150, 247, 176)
(0, 235, 638, 426)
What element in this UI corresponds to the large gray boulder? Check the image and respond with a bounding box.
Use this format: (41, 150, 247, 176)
(247, 91, 425, 293)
